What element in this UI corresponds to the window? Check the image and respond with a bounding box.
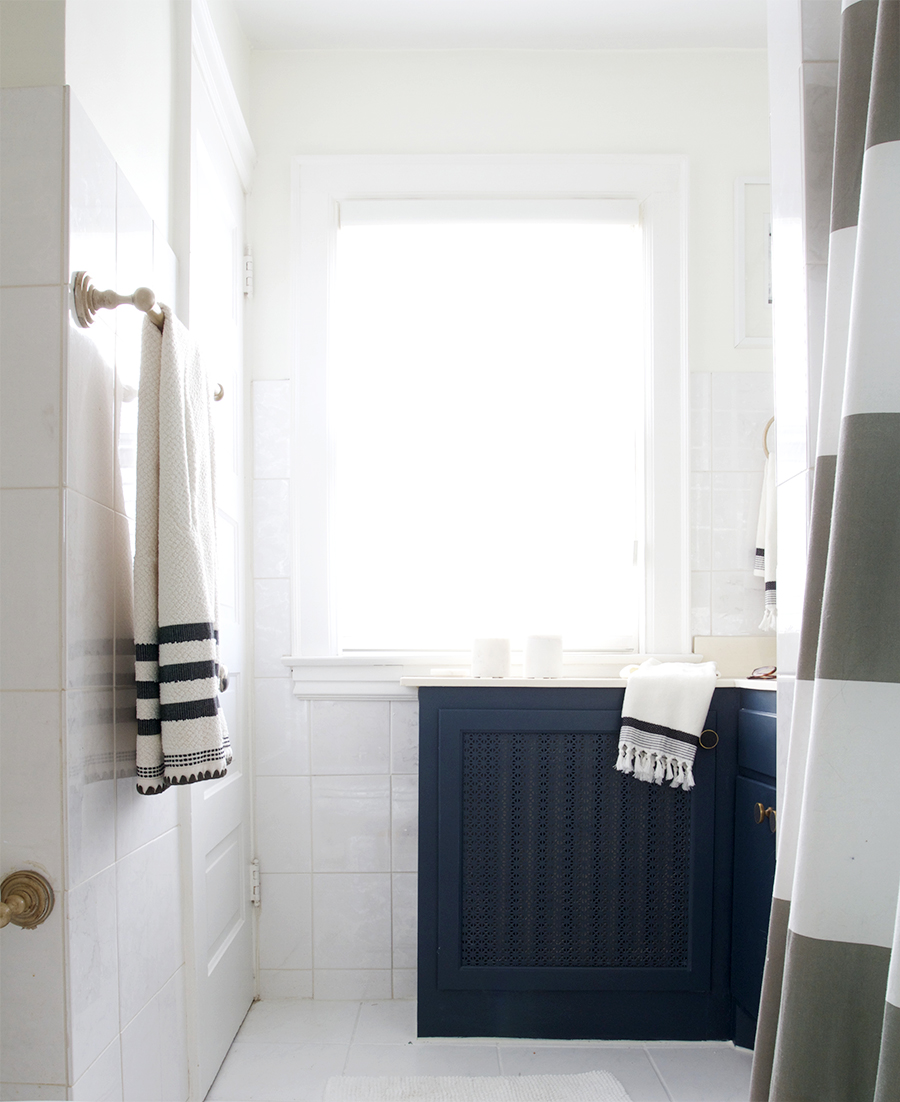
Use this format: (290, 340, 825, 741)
(289, 156, 689, 680)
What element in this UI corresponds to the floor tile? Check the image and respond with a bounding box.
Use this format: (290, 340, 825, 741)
(498, 1045, 669, 1102)
(206, 1041, 348, 1102)
(647, 1044, 752, 1101)
(343, 1043, 501, 1077)
(235, 1000, 361, 1045)
(353, 1001, 418, 1044)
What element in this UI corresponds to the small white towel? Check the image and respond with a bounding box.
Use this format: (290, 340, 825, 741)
(755, 451, 777, 631)
(133, 306, 231, 794)
(615, 659, 717, 791)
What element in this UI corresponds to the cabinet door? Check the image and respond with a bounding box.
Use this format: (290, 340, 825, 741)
(732, 776, 776, 1022)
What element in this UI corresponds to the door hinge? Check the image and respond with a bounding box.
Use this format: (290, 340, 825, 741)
(250, 858, 260, 906)
(243, 248, 254, 298)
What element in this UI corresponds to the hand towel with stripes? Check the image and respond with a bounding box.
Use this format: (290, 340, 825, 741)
(133, 305, 231, 794)
(615, 659, 717, 790)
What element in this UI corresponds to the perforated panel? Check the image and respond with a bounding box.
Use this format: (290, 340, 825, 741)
(461, 731, 691, 969)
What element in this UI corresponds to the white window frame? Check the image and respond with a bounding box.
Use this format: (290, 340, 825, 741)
(286, 154, 690, 697)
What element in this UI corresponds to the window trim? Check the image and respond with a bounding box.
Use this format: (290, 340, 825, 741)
(286, 154, 690, 693)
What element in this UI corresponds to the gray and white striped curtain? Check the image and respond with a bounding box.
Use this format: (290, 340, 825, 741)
(750, 2, 900, 1099)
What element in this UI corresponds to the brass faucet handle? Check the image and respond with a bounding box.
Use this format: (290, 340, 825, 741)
(0, 871, 54, 930)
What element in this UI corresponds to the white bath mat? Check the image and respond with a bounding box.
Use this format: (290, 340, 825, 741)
(324, 1070, 632, 1101)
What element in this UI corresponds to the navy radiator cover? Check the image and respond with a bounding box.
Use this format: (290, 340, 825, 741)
(417, 686, 739, 1040)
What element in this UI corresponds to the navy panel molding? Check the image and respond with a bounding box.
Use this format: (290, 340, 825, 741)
(417, 686, 740, 1041)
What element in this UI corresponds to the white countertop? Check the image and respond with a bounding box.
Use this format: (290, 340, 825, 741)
(400, 676, 776, 690)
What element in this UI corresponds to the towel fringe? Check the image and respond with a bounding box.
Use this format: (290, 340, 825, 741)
(615, 738, 695, 791)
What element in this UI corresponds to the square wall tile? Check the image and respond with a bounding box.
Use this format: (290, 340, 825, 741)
(0, 86, 65, 287)
(258, 970, 313, 999)
(0, 285, 64, 489)
(312, 872, 392, 969)
(711, 571, 766, 636)
(68, 1037, 122, 1102)
(253, 578, 291, 677)
(68, 95, 117, 292)
(311, 774, 390, 873)
(390, 700, 419, 773)
(66, 687, 116, 887)
(310, 700, 391, 775)
(391, 774, 418, 872)
(691, 572, 711, 638)
(313, 969, 392, 1000)
(252, 380, 291, 478)
(66, 321, 115, 509)
(254, 679, 310, 776)
(120, 968, 188, 1102)
(116, 828, 183, 1025)
(0, 903, 66, 1084)
(67, 865, 120, 1082)
(1, 691, 63, 879)
(0, 488, 61, 691)
(711, 471, 764, 572)
(391, 872, 417, 970)
(66, 490, 115, 690)
(257, 776, 311, 873)
(258, 874, 312, 970)
(711, 373, 773, 472)
(252, 478, 291, 578)
(392, 969, 417, 999)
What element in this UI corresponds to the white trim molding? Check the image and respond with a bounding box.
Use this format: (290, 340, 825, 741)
(289, 154, 691, 682)
(192, 0, 256, 192)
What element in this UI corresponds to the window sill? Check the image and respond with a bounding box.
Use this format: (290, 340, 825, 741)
(283, 653, 701, 700)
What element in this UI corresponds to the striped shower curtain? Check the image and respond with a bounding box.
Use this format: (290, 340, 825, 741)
(750, 2, 899, 1099)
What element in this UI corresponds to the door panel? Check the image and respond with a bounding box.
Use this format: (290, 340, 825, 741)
(184, 63, 253, 1100)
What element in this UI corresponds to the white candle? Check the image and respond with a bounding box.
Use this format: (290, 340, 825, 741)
(524, 635, 563, 678)
(471, 638, 511, 678)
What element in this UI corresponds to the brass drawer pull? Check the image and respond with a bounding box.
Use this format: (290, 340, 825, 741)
(699, 728, 719, 749)
(754, 803, 777, 832)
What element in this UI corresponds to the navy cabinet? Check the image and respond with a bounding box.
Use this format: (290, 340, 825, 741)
(417, 686, 740, 1041)
(731, 688, 777, 1048)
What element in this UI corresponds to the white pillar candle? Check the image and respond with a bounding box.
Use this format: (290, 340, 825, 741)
(471, 638, 511, 678)
(524, 635, 563, 678)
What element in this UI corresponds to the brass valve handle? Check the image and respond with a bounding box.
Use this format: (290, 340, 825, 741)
(0, 871, 54, 930)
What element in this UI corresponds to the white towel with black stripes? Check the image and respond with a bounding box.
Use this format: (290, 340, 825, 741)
(133, 305, 231, 795)
(615, 659, 717, 791)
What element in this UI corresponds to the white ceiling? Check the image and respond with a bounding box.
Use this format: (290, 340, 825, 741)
(231, 0, 768, 51)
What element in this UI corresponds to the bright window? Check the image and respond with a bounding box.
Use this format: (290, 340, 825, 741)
(290, 156, 689, 666)
(332, 215, 643, 652)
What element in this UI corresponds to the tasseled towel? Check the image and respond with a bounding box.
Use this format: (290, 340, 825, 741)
(755, 450, 777, 631)
(133, 306, 232, 794)
(615, 659, 717, 791)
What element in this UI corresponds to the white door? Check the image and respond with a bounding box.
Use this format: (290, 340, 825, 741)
(183, 67, 254, 1101)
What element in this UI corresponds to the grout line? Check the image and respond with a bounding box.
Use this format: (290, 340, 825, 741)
(643, 1046, 675, 1102)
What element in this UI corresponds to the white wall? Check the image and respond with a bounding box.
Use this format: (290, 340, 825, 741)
(247, 47, 771, 382)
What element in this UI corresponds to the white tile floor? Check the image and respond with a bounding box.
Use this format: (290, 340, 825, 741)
(206, 1000, 753, 1102)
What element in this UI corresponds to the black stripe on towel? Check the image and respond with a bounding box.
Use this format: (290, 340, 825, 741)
(166, 747, 229, 767)
(135, 642, 159, 662)
(620, 716, 698, 747)
(159, 660, 218, 683)
(158, 622, 216, 645)
(137, 718, 162, 736)
(159, 697, 219, 722)
(136, 681, 160, 699)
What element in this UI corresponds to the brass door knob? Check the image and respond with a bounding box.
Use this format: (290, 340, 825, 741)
(0, 870, 54, 930)
(753, 803, 777, 833)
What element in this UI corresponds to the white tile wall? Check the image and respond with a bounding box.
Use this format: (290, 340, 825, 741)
(0, 89, 189, 1096)
(251, 372, 773, 999)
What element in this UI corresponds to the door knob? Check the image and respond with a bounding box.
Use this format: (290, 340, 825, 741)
(753, 803, 777, 833)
